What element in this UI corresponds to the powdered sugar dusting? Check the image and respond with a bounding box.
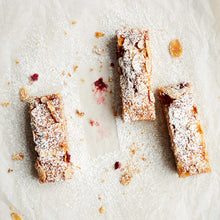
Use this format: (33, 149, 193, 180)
(159, 82, 211, 176)
(29, 93, 73, 183)
(116, 28, 155, 122)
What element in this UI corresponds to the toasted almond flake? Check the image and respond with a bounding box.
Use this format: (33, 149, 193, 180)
(10, 206, 14, 211)
(99, 207, 105, 214)
(11, 212, 22, 220)
(12, 153, 24, 161)
(81, 78, 85, 82)
(68, 73, 72, 77)
(72, 21, 77, 24)
(169, 39, 183, 57)
(15, 61, 19, 64)
(74, 65, 78, 72)
(1, 102, 9, 107)
(19, 87, 29, 102)
(95, 32, 105, 38)
(76, 166, 81, 170)
(76, 110, 85, 117)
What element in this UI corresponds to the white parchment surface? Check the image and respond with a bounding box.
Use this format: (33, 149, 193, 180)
(0, 0, 220, 219)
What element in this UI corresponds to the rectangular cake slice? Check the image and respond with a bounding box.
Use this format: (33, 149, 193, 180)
(116, 28, 155, 122)
(158, 82, 211, 177)
(29, 93, 73, 183)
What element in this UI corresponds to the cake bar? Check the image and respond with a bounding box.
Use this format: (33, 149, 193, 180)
(116, 28, 155, 122)
(158, 82, 211, 177)
(29, 93, 73, 183)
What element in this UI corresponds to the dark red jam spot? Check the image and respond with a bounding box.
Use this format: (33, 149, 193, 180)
(65, 151, 71, 163)
(114, 161, 121, 169)
(110, 63, 115, 67)
(94, 77, 108, 91)
(30, 73, 39, 81)
(159, 94, 174, 105)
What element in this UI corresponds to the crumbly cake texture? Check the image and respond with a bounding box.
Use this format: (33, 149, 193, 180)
(158, 82, 211, 177)
(29, 93, 73, 183)
(116, 28, 155, 122)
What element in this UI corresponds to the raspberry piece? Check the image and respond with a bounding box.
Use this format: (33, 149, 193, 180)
(30, 73, 39, 81)
(114, 161, 121, 169)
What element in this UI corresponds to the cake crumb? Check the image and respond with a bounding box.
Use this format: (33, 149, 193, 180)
(110, 63, 115, 67)
(80, 138, 84, 142)
(74, 65, 78, 72)
(99, 206, 105, 214)
(137, 169, 142, 174)
(62, 71, 65, 76)
(76, 166, 81, 170)
(15, 61, 19, 64)
(72, 21, 77, 24)
(1, 102, 10, 107)
(131, 149, 135, 155)
(122, 192, 126, 195)
(11, 213, 22, 220)
(105, 169, 109, 172)
(81, 78, 85, 82)
(12, 153, 24, 161)
(101, 179, 105, 183)
(8, 168, 13, 173)
(8, 82, 11, 85)
(152, 145, 155, 148)
(76, 110, 85, 117)
(169, 39, 183, 57)
(19, 87, 29, 102)
(64, 82, 68, 85)
(90, 68, 94, 72)
(10, 206, 14, 211)
(142, 157, 147, 161)
(98, 195, 102, 200)
(95, 32, 105, 38)
(68, 73, 72, 77)
(114, 111, 118, 117)
(120, 173, 133, 186)
(64, 32, 67, 35)
(93, 45, 104, 55)
(141, 132, 143, 134)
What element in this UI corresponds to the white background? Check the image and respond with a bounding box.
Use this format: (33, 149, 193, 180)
(0, 0, 220, 219)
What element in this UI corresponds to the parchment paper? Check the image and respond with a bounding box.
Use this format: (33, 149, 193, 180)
(0, 0, 220, 219)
